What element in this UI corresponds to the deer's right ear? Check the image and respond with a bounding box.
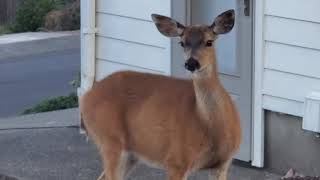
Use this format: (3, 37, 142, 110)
(151, 14, 185, 37)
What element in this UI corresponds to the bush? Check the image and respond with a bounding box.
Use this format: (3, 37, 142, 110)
(44, 0, 80, 31)
(22, 93, 78, 115)
(0, 25, 12, 35)
(11, 0, 74, 32)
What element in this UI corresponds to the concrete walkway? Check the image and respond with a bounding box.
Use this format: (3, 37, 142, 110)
(0, 109, 281, 180)
(0, 31, 79, 45)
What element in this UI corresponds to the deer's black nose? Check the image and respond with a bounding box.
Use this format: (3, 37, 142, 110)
(185, 58, 200, 72)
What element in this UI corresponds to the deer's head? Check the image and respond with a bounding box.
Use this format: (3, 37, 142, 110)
(152, 10, 235, 75)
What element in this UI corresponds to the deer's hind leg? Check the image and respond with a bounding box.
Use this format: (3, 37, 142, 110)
(85, 103, 135, 180)
(97, 148, 138, 180)
(102, 146, 134, 180)
(210, 159, 232, 180)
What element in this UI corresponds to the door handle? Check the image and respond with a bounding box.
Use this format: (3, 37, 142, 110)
(244, 0, 250, 16)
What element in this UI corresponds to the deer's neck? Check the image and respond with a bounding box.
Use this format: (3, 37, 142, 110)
(192, 54, 225, 122)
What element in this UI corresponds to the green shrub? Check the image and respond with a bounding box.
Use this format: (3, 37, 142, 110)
(70, 72, 81, 88)
(0, 25, 12, 35)
(11, 0, 61, 32)
(22, 93, 78, 115)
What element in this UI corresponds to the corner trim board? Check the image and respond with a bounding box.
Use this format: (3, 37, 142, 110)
(251, 0, 265, 167)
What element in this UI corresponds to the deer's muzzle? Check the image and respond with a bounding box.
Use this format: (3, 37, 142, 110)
(185, 58, 200, 72)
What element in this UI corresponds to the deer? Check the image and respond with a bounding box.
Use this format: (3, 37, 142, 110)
(80, 9, 241, 180)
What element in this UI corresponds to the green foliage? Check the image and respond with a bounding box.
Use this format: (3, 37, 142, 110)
(0, 25, 12, 35)
(11, 0, 61, 32)
(22, 72, 81, 115)
(70, 72, 81, 88)
(68, 0, 80, 30)
(22, 93, 78, 115)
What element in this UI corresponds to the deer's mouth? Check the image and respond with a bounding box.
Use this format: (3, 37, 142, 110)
(185, 58, 200, 72)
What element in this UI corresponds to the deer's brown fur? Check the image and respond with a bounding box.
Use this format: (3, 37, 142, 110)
(81, 9, 241, 180)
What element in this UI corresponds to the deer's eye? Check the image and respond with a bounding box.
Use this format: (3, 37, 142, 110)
(179, 41, 185, 48)
(206, 40, 213, 47)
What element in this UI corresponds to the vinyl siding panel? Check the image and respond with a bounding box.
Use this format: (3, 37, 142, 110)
(265, 42, 320, 79)
(97, 0, 170, 21)
(263, 69, 320, 102)
(262, 95, 303, 117)
(95, 60, 163, 81)
(265, 0, 320, 23)
(261, 2, 320, 116)
(265, 16, 320, 50)
(94, 1, 171, 79)
(96, 37, 167, 72)
(96, 13, 168, 48)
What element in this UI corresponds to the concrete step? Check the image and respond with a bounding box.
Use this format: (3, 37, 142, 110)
(0, 108, 79, 130)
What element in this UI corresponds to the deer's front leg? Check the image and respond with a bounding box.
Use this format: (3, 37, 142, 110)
(210, 159, 232, 180)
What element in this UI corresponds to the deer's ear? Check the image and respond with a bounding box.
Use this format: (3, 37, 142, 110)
(151, 14, 185, 37)
(211, 9, 235, 34)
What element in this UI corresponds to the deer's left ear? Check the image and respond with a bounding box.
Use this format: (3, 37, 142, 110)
(151, 14, 185, 37)
(211, 9, 235, 34)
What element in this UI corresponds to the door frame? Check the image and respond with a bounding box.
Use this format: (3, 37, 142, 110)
(171, 0, 265, 167)
(252, 0, 265, 168)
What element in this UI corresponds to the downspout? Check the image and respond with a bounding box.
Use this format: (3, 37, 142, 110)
(78, 0, 97, 133)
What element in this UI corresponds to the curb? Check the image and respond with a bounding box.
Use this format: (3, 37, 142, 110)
(0, 108, 79, 130)
(0, 32, 80, 60)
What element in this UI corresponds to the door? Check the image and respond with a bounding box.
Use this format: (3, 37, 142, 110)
(172, 0, 253, 161)
(192, 0, 253, 161)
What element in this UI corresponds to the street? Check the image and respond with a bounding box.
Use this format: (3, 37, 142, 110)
(0, 48, 80, 118)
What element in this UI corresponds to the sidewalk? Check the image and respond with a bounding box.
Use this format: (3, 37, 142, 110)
(0, 31, 80, 60)
(0, 109, 281, 180)
(0, 31, 79, 45)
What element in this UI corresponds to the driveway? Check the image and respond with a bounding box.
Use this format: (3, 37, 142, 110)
(0, 32, 80, 118)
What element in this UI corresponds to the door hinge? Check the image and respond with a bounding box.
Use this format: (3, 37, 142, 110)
(244, 0, 250, 16)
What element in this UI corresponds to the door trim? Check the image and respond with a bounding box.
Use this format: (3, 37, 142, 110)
(252, 0, 265, 168)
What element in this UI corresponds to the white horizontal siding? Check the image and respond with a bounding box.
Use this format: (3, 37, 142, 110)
(96, 36, 167, 72)
(265, 42, 320, 79)
(263, 69, 320, 103)
(261, 1, 320, 117)
(265, 16, 320, 50)
(96, 13, 167, 48)
(262, 95, 303, 117)
(97, 0, 170, 21)
(94, 1, 171, 80)
(265, 0, 320, 23)
(95, 60, 164, 81)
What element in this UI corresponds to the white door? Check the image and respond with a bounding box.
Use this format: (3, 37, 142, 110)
(171, 0, 252, 161)
(191, 0, 252, 161)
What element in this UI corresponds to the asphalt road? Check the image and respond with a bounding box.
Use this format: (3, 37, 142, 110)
(0, 48, 80, 118)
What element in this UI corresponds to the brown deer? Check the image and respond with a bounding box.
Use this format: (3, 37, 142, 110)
(80, 9, 241, 180)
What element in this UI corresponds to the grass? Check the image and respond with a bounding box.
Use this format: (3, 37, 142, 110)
(0, 25, 12, 35)
(22, 92, 78, 115)
(22, 72, 80, 115)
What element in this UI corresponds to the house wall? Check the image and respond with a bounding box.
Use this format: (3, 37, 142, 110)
(94, 0, 171, 81)
(258, 0, 320, 172)
(261, 0, 320, 117)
